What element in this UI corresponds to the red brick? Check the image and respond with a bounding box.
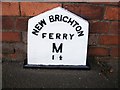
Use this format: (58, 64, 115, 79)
(90, 21, 110, 33)
(1, 32, 21, 42)
(88, 34, 98, 45)
(99, 35, 119, 45)
(22, 32, 27, 43)
(2, 42, 27, 61)
(20, 2, 61, 16)
(104, 6, 119, 20)
(88, 47, 109, 56)
(0, 17, 2, 29)
(90, 2, 119, 6)
(63, 4, 104, 20)
(16, 17, 29, 31)
(1, 2, 19, 16)
(0, 54, 2, 60)
(8, 53, 16, 60)
(2, 53, 17, 61)
(95, 57, 119, 61)
(2, 17, 15, 30)
(110, 48, 120, 57)
(109, 22, 120, 34)
(13, 42, 27, 53)
(0, 43, 1, 54)
(2, 43, 14, 54)
(2, 52, 26, 61)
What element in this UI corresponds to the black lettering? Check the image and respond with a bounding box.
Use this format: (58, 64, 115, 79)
(59, 55, 62, 60)
(56, 33, 61, 39)
(78, 31, 84, 37)
(60, 15, 63, 21)
(49, 15, 54, 22)
(42, 33, 47, 38)
(73, 21, 79, 27)
(49, 33, 54, 39)
(32, 29, 39, 36)
(63, 16, 68, 22)
(67, 18, 74, 26)
(38, 19, 47, 27)
(35, 24, 42, 31)
(55, 14, 60, 21)
(32, 19, 47, 36)
(63, 33, 67, 40)
(52, 43, 63, 53)
(76, 26, 82, 31)
(52, 55, 54, 60)
(69, 34, 74, 40)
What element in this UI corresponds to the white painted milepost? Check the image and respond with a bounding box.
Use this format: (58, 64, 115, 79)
(24, 7, 89, 69)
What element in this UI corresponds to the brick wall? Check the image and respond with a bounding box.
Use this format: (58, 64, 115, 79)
(1, 2, 119, 62)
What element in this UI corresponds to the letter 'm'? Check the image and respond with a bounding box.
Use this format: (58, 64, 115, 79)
(52, 43, 63, 53)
